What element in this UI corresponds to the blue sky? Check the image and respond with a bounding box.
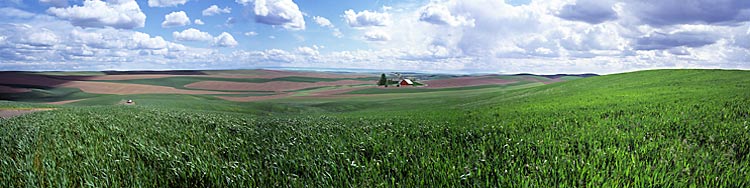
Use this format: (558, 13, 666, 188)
(0, 0, 748, 74)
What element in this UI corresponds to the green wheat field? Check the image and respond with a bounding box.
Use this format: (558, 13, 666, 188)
(1, 69, 749, 187)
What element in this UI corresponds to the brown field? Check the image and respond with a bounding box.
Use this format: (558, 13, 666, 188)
(0, 85, 30, 93)
(203, 69, 373, 79)
(59, 74, 179, 81)
(0, 72, 247, 95)
(0, 70, 568, 103)
(185, 80, 373, 92)
(47, 69, 374, 81)
(422, 76, 518, 88)
(59, 81, 245, 95)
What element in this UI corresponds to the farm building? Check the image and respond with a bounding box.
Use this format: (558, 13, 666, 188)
(399, 79, 414, 86)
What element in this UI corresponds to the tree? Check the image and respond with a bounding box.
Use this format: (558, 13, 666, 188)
(378, 73, 387, 87)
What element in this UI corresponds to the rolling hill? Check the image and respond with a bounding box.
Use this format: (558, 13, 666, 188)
(0, 69, 748, 187)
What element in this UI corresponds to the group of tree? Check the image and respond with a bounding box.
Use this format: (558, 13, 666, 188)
(378, 73, 389, 87)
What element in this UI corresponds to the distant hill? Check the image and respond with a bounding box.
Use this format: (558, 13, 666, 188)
(512, 73, 599, 79)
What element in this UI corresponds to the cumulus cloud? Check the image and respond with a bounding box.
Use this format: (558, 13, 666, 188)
(296, 46, 319, 56)
(244, 31, 258, 36)
(627, 0, 750, 26)
(419, 3, 474, 27)
(313, 16, 334, 28)
(202, 5, 231, 16)
(132, 32, 168, 49)
(557, 0, 618, 24)
(162, 11, 190, 28)
(148, 0, 188, 7)
(213, 32, 238, 47)
(70, 30, 101, 44)
(173, 28, 213, 41)
(25, 30, 60, 47)
(635, 31, 719, 50)
(0, 11, 225, 70)
(3, 1, 750, 73)
(253, 0, 305, 30)
(232, 49, 295, 64)
(194, 19, 204, 25)
(363, 30, 390, 41)
(47, 0, 146, 29)
(344, 9, 391, 27)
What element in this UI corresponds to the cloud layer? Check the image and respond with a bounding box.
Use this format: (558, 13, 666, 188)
(47, 0, 146, 29)
(0, 0, 749, 74)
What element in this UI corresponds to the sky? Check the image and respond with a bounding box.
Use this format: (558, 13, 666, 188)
(0, 0, 748, 74)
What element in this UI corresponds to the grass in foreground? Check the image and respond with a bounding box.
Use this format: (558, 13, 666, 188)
(1, 69, 749, 187)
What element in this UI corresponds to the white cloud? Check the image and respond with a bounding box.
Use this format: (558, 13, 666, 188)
(253, 0, 305, 30)
(244, 31, 258, 36)
(132, 32, 168, 49)
(344, 9, 391, 27)
(296, 46, 319, 56)
(0, 13, 222, 70)
(363, 30, 390, 41)
(71, 30, 103, 45)
(148, 0, 188, 7)
(313, 16, 334, 28)
(194, 19, 204, 25)
(173, 28, 213, 41)
(202, 5, 231, 16)
(235, 0, 251, 6)
(47, 0, 146, 29)
(213, 32, 238, 47)
(313, 16, 343, 37)
(162, 11, 190, 28)
(25, 29, 60, 47)
(419, 3, 474, 27)
(3, 1, 750, 74)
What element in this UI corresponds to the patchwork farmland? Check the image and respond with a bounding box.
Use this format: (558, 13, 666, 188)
(1, 69, 749, 187)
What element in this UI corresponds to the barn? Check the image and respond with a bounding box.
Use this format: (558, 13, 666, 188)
(399, 79, 414, 86)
